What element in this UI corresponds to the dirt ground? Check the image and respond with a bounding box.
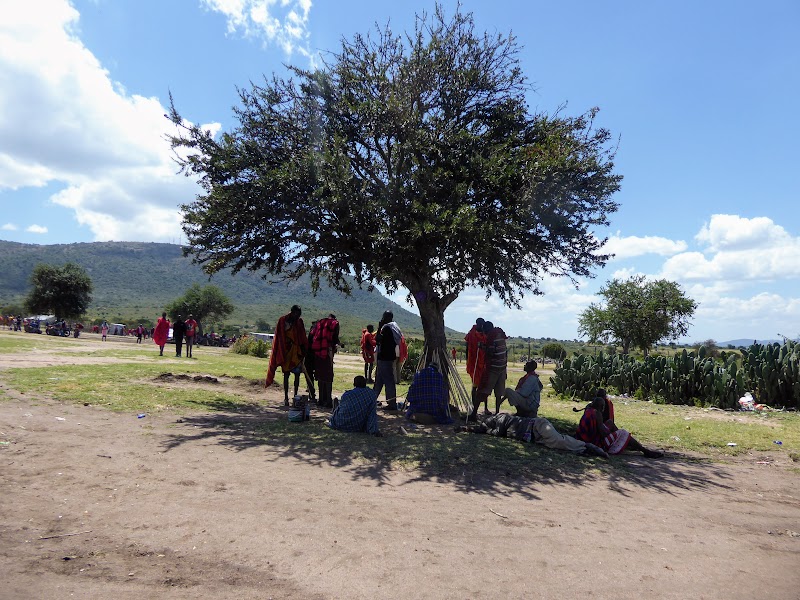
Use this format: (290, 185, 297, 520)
(1, 338, 799, 599)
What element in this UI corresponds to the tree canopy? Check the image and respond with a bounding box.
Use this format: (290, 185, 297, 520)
(166, 284, 234, 332)
(578, 275, 697, 355)
(169, 5, 621, 351)
(24, 262, 93, 320)
(541, 342, 567, 362)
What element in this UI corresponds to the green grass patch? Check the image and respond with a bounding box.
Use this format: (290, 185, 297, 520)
(540, 390, 800, 455)
(2, 327, 798, 463)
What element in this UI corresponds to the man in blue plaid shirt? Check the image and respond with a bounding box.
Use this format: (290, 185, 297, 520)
(329, 376, 381, 436)
(405, 363, 453, 424)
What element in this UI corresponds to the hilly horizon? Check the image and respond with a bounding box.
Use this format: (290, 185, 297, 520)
(0, 240, 457, 343)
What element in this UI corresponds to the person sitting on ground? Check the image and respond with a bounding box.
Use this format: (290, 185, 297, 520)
(328, 375, 380, 436)
(405, 361, 453, 425)
(499, 360, 543, 417)
(574, 389, 663, 458)
(455, 412, 608, 458)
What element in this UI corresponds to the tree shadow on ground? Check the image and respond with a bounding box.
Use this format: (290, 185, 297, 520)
(160, 399, 735, 501)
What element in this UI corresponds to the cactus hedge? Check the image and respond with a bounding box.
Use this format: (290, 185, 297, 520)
(550, 341, 800, 409)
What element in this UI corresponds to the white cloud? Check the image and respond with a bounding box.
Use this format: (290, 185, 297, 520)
(201, 0, 313, 57)
(661, 215, 800, 282)
(685, 287, 800, 342)
(0, 1, 218, 242)
(26, 224, 48, 234)
(604, 233, 687, 260)
(695, 214, 791, 252)
(1, 223, 17, 231)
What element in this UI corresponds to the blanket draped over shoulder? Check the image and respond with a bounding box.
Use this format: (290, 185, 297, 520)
(152, 317, 170, 347)
(265, 314, 307, 386)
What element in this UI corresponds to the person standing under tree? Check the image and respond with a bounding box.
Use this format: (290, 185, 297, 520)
(464, 317, 487, 409)
(152, 313, 170, 356)
(470, 321, 508, 420)
(184, 314, 198, 358)
(373, 310, 403, 411)
(312, 313, 342, 408)
(265, 305, 308, 406)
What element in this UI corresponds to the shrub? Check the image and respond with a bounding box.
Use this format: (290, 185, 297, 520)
(232, 335, 271, 358)
(400, 342, 422, 381)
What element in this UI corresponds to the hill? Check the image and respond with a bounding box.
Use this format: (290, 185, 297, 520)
(0, 240, 455, 343)
(718, 338, 782, 348)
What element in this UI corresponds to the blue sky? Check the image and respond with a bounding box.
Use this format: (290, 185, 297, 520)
(2, 0, 799, 342)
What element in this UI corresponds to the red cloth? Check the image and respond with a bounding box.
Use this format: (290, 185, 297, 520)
(464, 325, 486, 386)
(152, 317, 170, 346)
(312, 317, 339, 359)
(399, 335, 408, 362)
(360, 329, 376, 363)
(576, 406, 630, 454)
(265, 314, 307, 386)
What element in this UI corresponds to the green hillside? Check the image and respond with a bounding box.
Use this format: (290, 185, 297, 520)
(0, 240, 454, 343)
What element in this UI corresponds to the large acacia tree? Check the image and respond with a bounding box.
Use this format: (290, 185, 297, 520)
(578, 275, 697, 355)
(169, 6, 621, 353)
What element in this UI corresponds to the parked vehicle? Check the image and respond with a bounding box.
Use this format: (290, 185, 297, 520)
(24, 319, 42, 334)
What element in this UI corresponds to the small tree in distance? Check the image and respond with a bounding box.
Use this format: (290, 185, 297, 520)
(578, 275, 696, 356)
(166, 284, 234, 334)
(25, 263, 93, 321)
(168, 5, 622, 358)
(542, 342, 567, 364)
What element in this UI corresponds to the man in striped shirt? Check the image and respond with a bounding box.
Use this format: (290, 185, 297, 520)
(469, 321, 508, 421)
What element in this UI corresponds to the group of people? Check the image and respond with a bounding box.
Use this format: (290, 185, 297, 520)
(265, 306, 412, 412)
(265, 305, 343, 408)
(262, 305, 663, 459)
(152, 312, 199, 358)
(326, 313, 663, 459)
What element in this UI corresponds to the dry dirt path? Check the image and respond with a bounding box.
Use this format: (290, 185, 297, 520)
(0, 339, 798, 598)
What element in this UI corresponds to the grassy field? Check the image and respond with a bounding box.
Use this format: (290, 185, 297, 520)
(1, 331, 798, 474)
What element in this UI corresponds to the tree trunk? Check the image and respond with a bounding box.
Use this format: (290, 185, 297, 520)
(415, 294, 448, 365)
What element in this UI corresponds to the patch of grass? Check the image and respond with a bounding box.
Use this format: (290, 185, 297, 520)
(2, 327, 798, 462)
(540, 390, 800, 455)
(0, 333, 82, 352)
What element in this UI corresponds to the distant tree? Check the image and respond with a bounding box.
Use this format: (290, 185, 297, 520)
(168, 5, 621, 359)
(255, 319, 272, 332)
(700, 339, 720, 359)
(1, 303, 25, 317)
(166, 284, 234, 333)
(578, 275, 696, 356)
(542, 342, 567, 362)
(24, 263, 93, 320)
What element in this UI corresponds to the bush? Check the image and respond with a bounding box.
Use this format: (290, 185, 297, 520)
(400, 342, 422, 381)
(232, 335, 271, 358)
